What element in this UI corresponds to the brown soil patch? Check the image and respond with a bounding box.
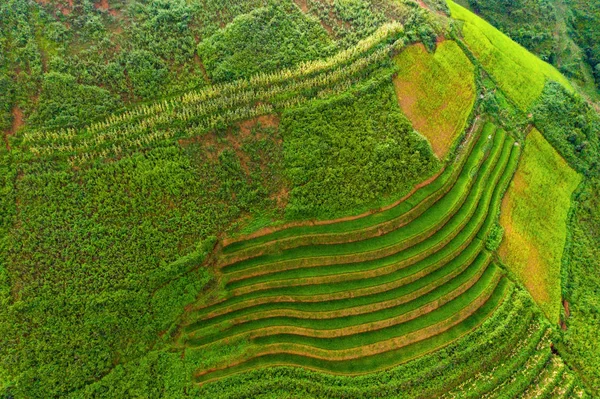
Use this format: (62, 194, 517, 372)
(293, 0, 309, 13)
(95, 0, 109, 11)
(563, 299, 570, 318)
(4, 106, 24, 150)
(270, 186, 289, 209)
(239, 114, 279, 136)
(178, 115, 280, 174)
(94, 0, 119, 17)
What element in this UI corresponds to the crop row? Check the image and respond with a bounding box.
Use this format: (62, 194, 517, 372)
(184, 127, 511, 324)
(220, 121, 493, 257)
(219, 128, 506, 276)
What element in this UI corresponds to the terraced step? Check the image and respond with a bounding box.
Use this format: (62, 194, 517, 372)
(219, 129, 505, 275)
(183, 242, 487, 334)
(551, 372, 576, 399)
(444, 315, 548, 398)
(220, 121, 493, 260)
(184, 252, 494, 346)
(194, 276, 509, 383)
(521, 356, 566, 399)
(484, 329, 554, 399)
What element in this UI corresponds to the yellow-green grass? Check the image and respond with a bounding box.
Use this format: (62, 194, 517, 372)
(392, 40, 476, 159)
(447, 1, 572, 111)
(499, 129, 581, 322)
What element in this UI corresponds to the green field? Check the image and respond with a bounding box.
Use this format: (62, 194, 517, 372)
(172, 121, 585, 396)
(393, 40, 476, 159)
(1, 0, 598, 397)
(447, 0, 572, 111)
(499, 129, 582, 322)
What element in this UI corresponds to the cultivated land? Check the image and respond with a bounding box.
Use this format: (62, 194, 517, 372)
(393, 40, 476, 159)
(175, 122, 582, 395)
(1, 0, 598, 397)
(447, 0, 572, 111)
(499, 129, 582, 323)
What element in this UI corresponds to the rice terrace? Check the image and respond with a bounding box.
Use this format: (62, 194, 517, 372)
(1, 0, 599, 398)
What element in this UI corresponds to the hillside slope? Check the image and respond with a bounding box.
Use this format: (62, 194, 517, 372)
(0, 0, 599, 397)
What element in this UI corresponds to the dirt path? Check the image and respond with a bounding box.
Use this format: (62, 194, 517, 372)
(4, 106, 24, 151)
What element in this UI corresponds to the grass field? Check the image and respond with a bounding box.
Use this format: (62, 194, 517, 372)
(392, 41, 476, 159)
(447, 0, 572, 111)
(499, 129, 581, 322)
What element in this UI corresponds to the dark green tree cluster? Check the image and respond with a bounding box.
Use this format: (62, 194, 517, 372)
(531, 81, 600, 175)
(566, 0, 600, 88)
(197, 2, 334, 82)
(466, 0, 600, 93)
(468, 0, 558, 62)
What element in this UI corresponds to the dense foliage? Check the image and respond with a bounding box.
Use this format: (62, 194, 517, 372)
(0, 120, 287, 397)
(282, 80, 438, 219)
(531, 81, 600, 175)
(198, 3, 334, 82)
(560, 178, 600, 392)
(466, 0, 600, 94)
(0, 0, 599, 397)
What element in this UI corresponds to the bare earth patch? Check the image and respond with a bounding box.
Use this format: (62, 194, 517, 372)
(392, 41, 476, 159)
(4, 106, 24, 150)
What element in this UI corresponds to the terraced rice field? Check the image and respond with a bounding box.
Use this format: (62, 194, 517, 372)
(178, 122, 584, 395)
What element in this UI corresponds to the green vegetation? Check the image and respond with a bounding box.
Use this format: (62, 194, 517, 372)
(499, 129, 581, 322)
(466, 0, 600, 94)
(392, 40, 476, 158)
(448, 0, 571, 111)
(176, 122, 542, 391)
(282, 80, 438, 219)
(0, 0, 598, 397)
(559, 178, 600, 392)
(531, 81, 600, 175)
(197, 3, 334, 82)
(194, 286, 585, 398)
